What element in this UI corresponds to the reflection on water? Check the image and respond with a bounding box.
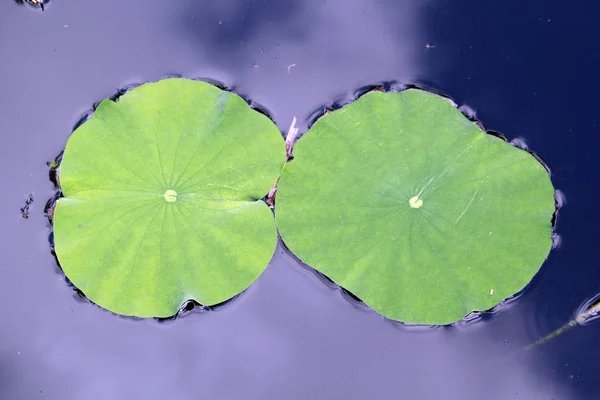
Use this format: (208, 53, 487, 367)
(0, 0, 597, 399)
(179, 0, 427, 133)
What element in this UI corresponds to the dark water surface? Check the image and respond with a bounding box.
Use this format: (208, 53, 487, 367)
(1, 1, 599, 399)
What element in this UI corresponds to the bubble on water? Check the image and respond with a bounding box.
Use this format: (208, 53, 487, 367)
(555, 189, 566, 208)
(510, 137, 529, 150)
(458, 104, 477, 119)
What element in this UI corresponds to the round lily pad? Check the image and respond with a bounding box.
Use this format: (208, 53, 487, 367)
(54, 78, 285, 318)
(276, 89, 555, 325)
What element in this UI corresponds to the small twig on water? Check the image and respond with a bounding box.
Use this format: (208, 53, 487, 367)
(285, 116, 299, 159)
(20, 193, 34, 219)
(266, 116, 300, 207)
(266, 182, 278, 208)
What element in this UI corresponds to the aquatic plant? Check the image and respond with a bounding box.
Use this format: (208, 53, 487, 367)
(53, 78, 285, 317)
(52, 79, 556, 323)
(275, 89, 555, 325)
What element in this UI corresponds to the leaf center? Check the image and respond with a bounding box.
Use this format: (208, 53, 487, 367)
(409, 183, 428, 209)
(409, 195, 423, 209)
(163, 189, 178, 203)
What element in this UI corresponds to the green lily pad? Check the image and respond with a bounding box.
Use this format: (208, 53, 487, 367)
(276, 89, 555, 325)
(54, 78, 285, 318)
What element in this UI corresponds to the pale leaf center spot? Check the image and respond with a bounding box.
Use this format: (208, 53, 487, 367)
(409, 195, 423, 209)
(163, 189, 177, 203)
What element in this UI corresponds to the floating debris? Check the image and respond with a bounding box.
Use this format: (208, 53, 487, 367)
(525, 293, 600, 350)
(265, 182, 277, 208)
(14, 0, 46, 11)
(20, 193, 34, 219)
(285, 116, 299, 159)
(266, 116, 299, 208)
(28, 0, 45, 10)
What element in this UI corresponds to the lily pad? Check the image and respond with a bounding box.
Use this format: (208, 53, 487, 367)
(276, 89, 555, 325)
(54, 78, 285, 318)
